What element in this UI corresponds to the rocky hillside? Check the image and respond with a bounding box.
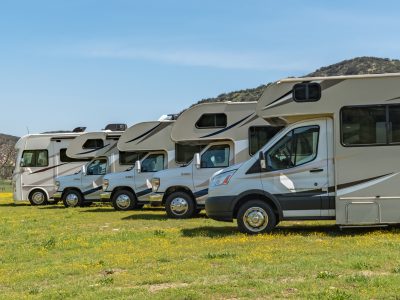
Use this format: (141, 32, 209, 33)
(0, 134, 19, 179)
(194, 57, 400, 105)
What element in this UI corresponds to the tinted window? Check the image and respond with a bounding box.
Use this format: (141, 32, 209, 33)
(201, 144, 230, 168)
(293, 83, 321, 102)
(266, 126, 319, 171)
(389, 105, 400, 143)
(341, 106, 387, 145)
(83, 139, 104, 149)
(86, 158, 107, 175)
(196, 114, 227, 128)
(119, 151, 147, 165)
(21, 150, 49, 167)
(141, 154, 165, 172)
(249, 126, 283, 156)
(60, 149, 91, 163)
(175, 144, 206, 164)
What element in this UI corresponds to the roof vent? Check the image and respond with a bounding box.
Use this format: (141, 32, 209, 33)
(104, 124, 127, 131)
(72, 126, 86, 132)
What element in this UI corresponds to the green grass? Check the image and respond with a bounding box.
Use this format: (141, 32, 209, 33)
(0, 180, 12, 193)
(1, 194, 400, 299)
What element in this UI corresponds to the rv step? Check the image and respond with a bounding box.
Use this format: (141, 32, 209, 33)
(339, 224, 388, 230)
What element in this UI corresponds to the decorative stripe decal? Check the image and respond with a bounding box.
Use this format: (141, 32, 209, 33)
(82, 186, 102, 196)
(136, 188, 152, 197)
(103, 143, 117, 155)
(30, 163, 69, 174)
(200, 113, 253, 138)
(77, 144, 110, 155)
(194, 188, 208, 198)
(262, 78, 345, 111)
(126, 123, 162, 143)
(137, 122, 171, 144)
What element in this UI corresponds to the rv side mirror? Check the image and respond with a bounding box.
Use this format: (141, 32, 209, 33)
(194, 153, 201, 169)
(81, 165, 86, 175)
(259, 151, 267, 171)
(134, 160, 141, 173)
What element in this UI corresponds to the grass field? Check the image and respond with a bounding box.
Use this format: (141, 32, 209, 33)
(1, 194, 400, 299)
(0, 180, 12, 193)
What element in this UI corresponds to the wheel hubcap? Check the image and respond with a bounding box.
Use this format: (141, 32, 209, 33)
(243, 207, 268, 232)
(66, 193, 79, 206)
(170, 197, 189, 215)
(32, 192, 45, 204)
(116, 194, 131, 209)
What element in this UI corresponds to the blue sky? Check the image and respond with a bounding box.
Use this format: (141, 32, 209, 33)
(2, 0, 400, 136)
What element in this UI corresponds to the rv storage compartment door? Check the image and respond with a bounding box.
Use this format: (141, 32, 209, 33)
(346, 201, 380, 224)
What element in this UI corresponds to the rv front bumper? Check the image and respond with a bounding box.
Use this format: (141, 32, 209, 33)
(149, 193, 163, 206)
(205, 196, 235, 222)
(100, 192, 111, 201)
(53, 192, 62, 201)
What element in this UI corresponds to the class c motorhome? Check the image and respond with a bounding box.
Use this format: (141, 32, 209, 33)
(149, 102, 282, 218)
(12, 127, 88, 205)
(100, 115, 180, 210)
(53, 124, 128, 207)
(206, 73, 400, 234)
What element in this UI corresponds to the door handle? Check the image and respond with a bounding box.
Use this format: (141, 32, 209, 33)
(181, 172, 191, 176)
(309, 168, 324, 173)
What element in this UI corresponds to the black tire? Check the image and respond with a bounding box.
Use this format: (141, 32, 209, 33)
(28, 190, 48, 206)
(62, 190, 84, 208)
(237, 200, 276, 234)
(165, 191, 195, 219)
(111, 190, 136, 211)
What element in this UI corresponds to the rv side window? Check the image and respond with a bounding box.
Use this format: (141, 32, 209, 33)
(60, 149, 91, 162)
(21, 150, 49, 167)
(249, 126, 283, 156)
(293, 83, 321, 102)
(119, 151, 147, 165)
(175, 144, 206, 164)
(201, 144, 230, 168)
(82, 139, 104, 149)
(265, 126, 319, 171)
(389, 105, 400, 143)
(195, 113, 227, 128)
(86, 158, 107, 175)
(341, 106, 387, 146)
(141, 154, 165, 172)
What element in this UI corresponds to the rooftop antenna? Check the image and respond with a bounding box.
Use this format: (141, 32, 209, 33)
(26, 126, 30, 134)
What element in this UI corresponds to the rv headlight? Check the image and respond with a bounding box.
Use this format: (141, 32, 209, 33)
(102, 179, 109, 191)
(210, 169, 237, 187)
(151, 178, 160, 192)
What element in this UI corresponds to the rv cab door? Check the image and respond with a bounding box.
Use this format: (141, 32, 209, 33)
(192, 143, 233, 205)
(81, 158, 108, 200)
(262, 119, 333, 219)
(134, 152, 166, 199)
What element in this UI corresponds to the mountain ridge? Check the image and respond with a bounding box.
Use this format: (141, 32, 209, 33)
(2, 56, 400, 178)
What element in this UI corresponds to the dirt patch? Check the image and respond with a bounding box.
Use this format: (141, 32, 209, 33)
(148, 282, 189, 293)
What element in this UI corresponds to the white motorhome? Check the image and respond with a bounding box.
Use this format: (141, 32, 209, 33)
(206, 73, 400, 234)
(100, 115, 180, 210)
(149, 102, 282, 218)
(12, 127, 89, 205)
(53, 124, 128, 207)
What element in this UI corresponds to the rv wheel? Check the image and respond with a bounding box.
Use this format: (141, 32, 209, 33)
(165, 192, 195, 219)
(29, 190, 48, 206)
(62, 190, 83, 208)
(237, 200, 276, 234)
(112, 190, 136, 211)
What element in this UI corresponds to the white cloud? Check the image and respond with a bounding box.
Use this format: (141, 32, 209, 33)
(66, 41, 315, 72)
